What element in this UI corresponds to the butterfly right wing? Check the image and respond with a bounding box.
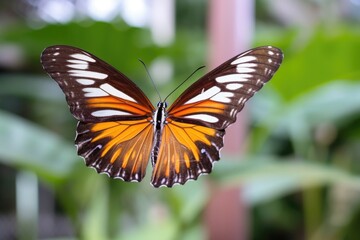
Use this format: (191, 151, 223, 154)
(151, 120, 225, 187)
(41, 45, 155, 182)
(151, 46, 283, 187)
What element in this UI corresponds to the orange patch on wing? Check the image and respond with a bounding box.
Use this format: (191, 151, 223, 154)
(174, 151, 180, 173)
(171, 122, 216, 144)
(122, 145, 134, 168)
(91, 122, 119, 132)
(183, 152, 190, 168)
(163, 121, 218, 163)
(120, 123, 147, 142)
(167, 124, 200, 160)
(164, 128, 171, 177)
(171, 101, 225, 117)
(89, 120, 151, 159)
(193, 125, 217, 137)
(87, 97, 151, 115)
(91, 124, 129, 142)
(100, 135, 123, 157)
(110, 148, 122, 163)
(121, 123, 153, 169)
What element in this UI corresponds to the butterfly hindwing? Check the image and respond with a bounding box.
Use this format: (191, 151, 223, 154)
(151, 120, 224, 187)
(151, 46, 283, 187)
(76, 120, 153, 182)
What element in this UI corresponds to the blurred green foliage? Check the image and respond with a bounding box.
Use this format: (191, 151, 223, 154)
(1, 5, 360, 240)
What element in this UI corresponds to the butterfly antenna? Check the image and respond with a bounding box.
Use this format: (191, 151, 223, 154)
(164, 65, 205, 102)
(139, 59, 162, 102)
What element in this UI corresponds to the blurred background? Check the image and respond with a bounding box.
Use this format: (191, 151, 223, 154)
(1, 0, 360, 239)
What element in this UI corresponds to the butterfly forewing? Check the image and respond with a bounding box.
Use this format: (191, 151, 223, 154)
(41, 45, 154, 122)
(168, 46, 283, 129)
(151, 46, 283, 187)
(41, 45, 155, 182)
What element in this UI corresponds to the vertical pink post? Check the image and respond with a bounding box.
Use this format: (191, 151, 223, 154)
(205, 0, 254, 239)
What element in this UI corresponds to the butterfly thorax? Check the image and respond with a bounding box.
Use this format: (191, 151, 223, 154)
(154, 101, 168, 130)
(151, 101, 168, 166)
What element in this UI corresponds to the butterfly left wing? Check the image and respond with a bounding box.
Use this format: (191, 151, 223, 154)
(41, 45, 155, 182)
(41, 45, 155, 122)
(151, 46, 283, 187)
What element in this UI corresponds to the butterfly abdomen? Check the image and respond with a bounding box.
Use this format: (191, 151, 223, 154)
(151, 102, 167, 166)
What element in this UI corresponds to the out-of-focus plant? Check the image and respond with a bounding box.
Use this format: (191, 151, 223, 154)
(1, 12, 360, 240)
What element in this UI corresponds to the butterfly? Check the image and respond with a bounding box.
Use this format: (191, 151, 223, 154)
(41, 45, 283, 187)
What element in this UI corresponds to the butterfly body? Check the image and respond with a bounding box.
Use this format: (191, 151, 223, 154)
(151, 101, 167, 166)
(41, 45, 283, 187)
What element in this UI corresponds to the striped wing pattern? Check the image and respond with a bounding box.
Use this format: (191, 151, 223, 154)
(41, 45, 154, 183)
(41, 45, 283, 187)
(151, 46, 283, 187)
(41, 45, 154, 122)
(151, 120, 224, 187)
(168, 46, 283, 129)
(76, 120, 153, 182)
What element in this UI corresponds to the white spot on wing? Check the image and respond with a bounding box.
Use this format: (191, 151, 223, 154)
(184, 114, 218, 123)
(226, 83, 243, 90)
(100, 83, 136, 102)
(231, 55, 257, 65)
(83, 87, 108, 97)
(67, 59, 87, 64)
(53, 52, 60, 56)
(230, 108, 237, 117)
(211, 92, 234, 103)
(69, 70, 108, 79)
(91, 110, 131, 117)
(236, 66, 256, 73)
(185, 86, 221, 104)
(216, 74, 251, 83)
(76, 79, 95, 85)
(238, 97, 246, 104)
(67, 64, 88, 70)
(238, 63, 258, 68)
(70, 53, 96, 62)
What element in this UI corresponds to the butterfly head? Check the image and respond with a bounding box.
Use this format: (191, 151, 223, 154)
(156, 101, 168, 109)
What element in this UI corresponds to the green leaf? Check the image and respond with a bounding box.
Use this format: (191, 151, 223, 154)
(0, 110, 77, 184)
(272, 27, 360, 101)
(212, 156, 360, 205)
(117, 218, 179, 240)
